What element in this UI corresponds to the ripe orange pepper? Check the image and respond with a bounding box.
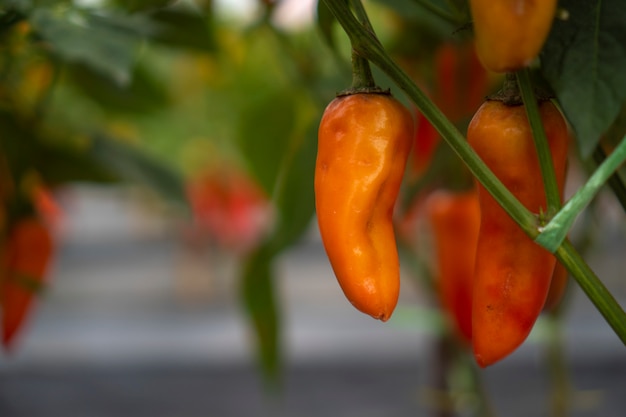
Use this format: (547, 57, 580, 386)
(2, 217, 53, 349)
(425, 188, 480, 344)
(468, 99, 568, 367)
(315, 92, 413, 321)
(469, 0, 558, 72)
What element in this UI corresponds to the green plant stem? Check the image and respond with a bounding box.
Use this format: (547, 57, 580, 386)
(555, 239, 626, 344)
(349, 50, 376, 91)
(346, 0, 377, 92)
(516, 69, 562, 216)
(537, 134, 626, 252)
(592, 144, 626, 212)
(349, 0, 375, 33)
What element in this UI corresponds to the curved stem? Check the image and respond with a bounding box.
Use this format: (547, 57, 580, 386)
(517, 69, 562, 217)
(537, 134, 626, 252)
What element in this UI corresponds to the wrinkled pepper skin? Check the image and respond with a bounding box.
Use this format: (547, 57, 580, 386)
(425, 189, 480, 343)
(468, 99, 568, 367)
(469, 0, 558, 72)
(315, 93, 413, 321)
(2, 218, 53, 349)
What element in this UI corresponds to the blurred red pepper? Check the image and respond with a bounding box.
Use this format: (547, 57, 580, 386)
(2, 217, 53, 350)
(186, 166, 272, 253)
(425, 188, 480, 343)
(410, 42, 490, 177)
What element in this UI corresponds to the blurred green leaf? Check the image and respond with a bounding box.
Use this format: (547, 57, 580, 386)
(236, 89, 297, 196)
(2, 0, 32, 13)
(30, 7, 151, 85)
(371, 0, 469, 36)
(147, 8, 215, 52)
(541, 0, 626, 157)
(66, 62, 170, 115)
(36, 141, 118, 186)
(89, 133, 188, 208)
(267, 126, 317, 255)
(0, 109, 117, 186)
(316, 0, 342, 51)
(109, 0, 173, 13)
(241, 246, 281, 383)
(0, 110, 37, 178)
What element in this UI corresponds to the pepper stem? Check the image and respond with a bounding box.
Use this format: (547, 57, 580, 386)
(516, 69, 563, 218)
(338, 0, 386, 96)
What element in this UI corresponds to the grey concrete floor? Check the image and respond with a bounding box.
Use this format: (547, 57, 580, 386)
(0, 186, 624, 417)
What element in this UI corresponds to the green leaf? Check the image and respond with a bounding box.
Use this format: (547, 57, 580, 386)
(371, 0, 469, 36)
(35, 141, 118, 186)
(0, 109, 117, 186)
(0, 110, 37, 178)
(2, 0, 32, 13)
(66, 62, 170, 115)
(236, 89, 296, 196)
(89, 133, 189, 209)
(147, 8, 215, 52)
(110, 0, 173, 13)
(29, 7, 150, 85)
(267, 126, 317, 255)
(540, 0, 626, 157)
(316, 0, 342, 51)
(240, 246, 281, 383)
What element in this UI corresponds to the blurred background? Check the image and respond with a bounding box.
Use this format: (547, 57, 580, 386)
(0, 0, 624, 416)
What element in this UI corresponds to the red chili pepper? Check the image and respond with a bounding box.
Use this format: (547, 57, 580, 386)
(2, 217, 53, 349)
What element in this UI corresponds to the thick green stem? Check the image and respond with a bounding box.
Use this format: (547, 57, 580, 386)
(516, 69, 562, 217)
(537, 134, 626, 252)
(347, 0, 376, 91)
(592, 144, 626, 212)
(349, 50, 377, 91)
(555, 240, 626, 344)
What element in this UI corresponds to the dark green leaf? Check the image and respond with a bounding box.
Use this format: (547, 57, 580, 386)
(30, 7, 150, 85)
(371, 0, 469, 36)
(110, 0, 173, 13)
(89, 133, 189, 208)
(267, 126, 317, 255)
(66, 62, 170, 115)
(540, 0, 626, 157)
(0, 109, 117, 186)
(35, 141, 118, 186)
(236, 90, 296, 196)
(0, 110, 37, 178)
(316, 0, 341, 51)
(240, 246, 281, 383)
(147, 8, 215, 52)
(2, 0, 32, 13)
